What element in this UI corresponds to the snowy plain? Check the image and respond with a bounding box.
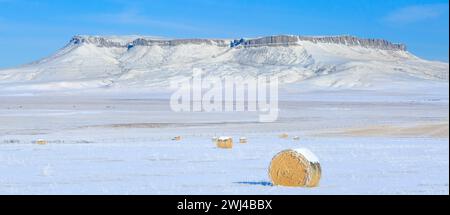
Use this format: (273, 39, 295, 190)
(0, 87, 448, 195)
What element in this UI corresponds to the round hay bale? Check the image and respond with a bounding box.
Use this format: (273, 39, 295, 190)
(279, 133, 289, 139)
(239, 137, 247, 144)
(172, 136, 182, 141)
(269, 148, 321, 187)
(36, 139, 48, 145)
(216, 137, 233, 149)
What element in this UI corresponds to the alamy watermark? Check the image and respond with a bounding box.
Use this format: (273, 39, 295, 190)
(170, 68, 279, 122)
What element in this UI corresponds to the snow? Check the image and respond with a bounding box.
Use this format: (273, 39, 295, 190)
(293, 148, 320, 163)
(0, 130, 447, 195)
(0, 35, 447, 92)
(218, 136, 232, 141)
(0, 90, 447, 195)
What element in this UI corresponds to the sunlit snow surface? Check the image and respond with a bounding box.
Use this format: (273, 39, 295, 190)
(0, 88, 448, 195)
(0, 136, 448, 195)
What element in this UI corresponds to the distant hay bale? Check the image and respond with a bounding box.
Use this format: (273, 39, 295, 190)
(293, 136, 300, 141)
(172, 136, 182, 141)
(216, 137, 233, 149)
(269, 148, 321, 187)
(279, 133, 289, 139)
(3, 139, 20, 144)
(35, 139, 48, 145)
(239, 137, 248, 144)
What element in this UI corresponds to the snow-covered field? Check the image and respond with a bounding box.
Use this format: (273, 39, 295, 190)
(0, 35, 448, 194)
(0, 89, 448, 195)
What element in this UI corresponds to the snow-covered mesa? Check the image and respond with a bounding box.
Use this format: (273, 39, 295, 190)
(0, 35, 448, 92)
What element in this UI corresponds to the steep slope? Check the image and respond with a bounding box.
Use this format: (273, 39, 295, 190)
(0, 35, 447, 92)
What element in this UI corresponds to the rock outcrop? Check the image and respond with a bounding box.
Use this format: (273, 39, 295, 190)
(70, 35, 406, 51)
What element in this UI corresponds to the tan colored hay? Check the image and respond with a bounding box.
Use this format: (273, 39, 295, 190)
(172, 136, 182, 141)
(269, 148, 321, 187)
(216, 137, 233, 149)
(36, 139, 48, 145)
(239, 137, 248, 144)
(279, 133, 289, 139)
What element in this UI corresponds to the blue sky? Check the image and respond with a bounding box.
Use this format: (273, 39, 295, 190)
(0, 0, 448, 68)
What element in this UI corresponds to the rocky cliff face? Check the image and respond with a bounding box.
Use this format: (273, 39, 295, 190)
(131, 38, 230, 47)
(70, 36, 130, 48)
(297, 36, 406, 51)
(70, 35, 406, 51)
(240, 35, 406, 51)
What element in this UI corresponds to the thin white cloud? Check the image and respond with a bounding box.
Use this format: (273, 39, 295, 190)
(384, 3, 449, 24)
